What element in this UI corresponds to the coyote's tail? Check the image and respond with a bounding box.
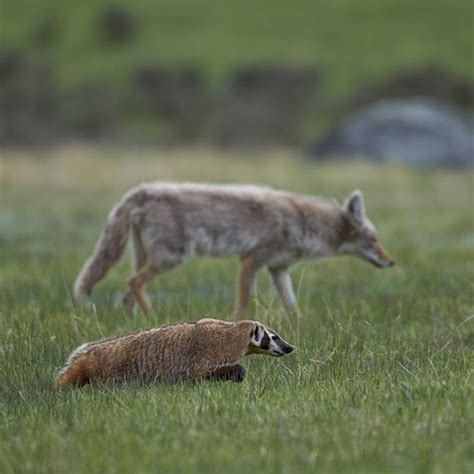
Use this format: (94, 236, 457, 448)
(74, 198, 132, 299)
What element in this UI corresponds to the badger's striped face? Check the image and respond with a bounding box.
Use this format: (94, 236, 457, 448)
(248, 324, 294, 357)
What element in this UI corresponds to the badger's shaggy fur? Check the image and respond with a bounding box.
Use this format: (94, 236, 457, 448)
(56, 318, 293, 388)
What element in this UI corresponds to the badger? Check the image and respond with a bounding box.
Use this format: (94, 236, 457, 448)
(56, 318, 294, 387)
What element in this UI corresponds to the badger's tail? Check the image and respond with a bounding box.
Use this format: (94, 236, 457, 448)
(55, 345, 91, 389)
(74, 198, 133, 299)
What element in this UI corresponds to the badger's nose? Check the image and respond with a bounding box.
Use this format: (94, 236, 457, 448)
(283, 345, 294, 354)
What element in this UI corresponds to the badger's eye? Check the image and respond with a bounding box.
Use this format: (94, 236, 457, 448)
(271, 335, 279, 341)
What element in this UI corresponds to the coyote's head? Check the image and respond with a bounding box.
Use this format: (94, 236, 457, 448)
(338, 190, 394, 269)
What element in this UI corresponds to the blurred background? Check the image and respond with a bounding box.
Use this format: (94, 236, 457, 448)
(1, 5, 473, 471)
(1, 0, 473, 166)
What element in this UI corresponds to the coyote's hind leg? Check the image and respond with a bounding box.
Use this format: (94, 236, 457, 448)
(122, 226, 149, 315)
(125, 258, 181, 314)
(127, 263, 159, 314)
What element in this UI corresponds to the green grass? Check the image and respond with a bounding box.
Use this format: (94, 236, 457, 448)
(2, 0, 473, 97)
(1, 148, 473, 473)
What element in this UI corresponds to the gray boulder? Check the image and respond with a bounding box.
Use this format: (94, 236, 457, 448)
(311, 99, 473, 167)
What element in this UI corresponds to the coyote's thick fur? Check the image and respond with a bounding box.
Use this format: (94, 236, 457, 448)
(74, 183, 393, 317)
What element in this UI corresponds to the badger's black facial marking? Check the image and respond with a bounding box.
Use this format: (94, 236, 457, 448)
(247, 324, 294, 357)
(259, 330, 270, 350)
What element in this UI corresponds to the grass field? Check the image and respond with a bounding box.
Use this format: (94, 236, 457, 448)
(1, 148, 473, 473)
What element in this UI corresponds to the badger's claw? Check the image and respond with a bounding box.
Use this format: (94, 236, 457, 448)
(208, 364, 246, 383)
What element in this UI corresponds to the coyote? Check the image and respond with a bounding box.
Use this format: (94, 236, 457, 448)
(74, 184, 394, 317)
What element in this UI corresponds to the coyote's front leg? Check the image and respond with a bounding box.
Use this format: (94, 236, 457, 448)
(233, 254, 262, 319)
(269, 267, 299, 319)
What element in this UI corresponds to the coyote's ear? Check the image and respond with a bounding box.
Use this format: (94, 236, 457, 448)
(344, 190, 365, 223)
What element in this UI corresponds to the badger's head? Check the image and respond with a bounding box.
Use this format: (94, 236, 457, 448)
(247, 323, 294, 357)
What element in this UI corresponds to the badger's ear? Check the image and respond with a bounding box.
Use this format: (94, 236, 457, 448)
(343, 190, 365, 223)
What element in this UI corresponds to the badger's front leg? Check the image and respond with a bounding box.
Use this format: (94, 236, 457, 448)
(208, 364, 246, 383)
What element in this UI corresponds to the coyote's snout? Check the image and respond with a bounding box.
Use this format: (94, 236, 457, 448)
(74, 183, 394, 318)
